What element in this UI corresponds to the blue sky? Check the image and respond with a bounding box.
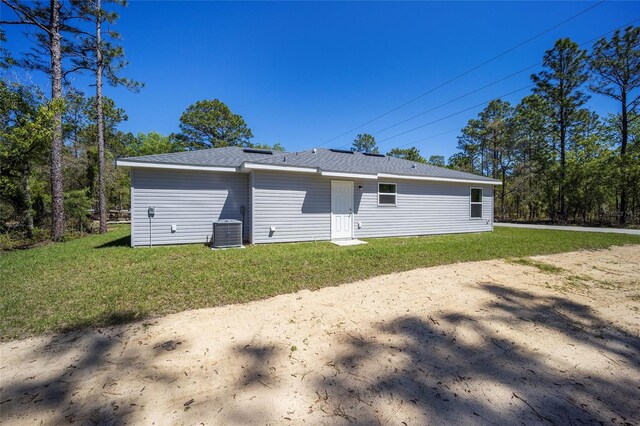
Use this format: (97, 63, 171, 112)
(2, 1, 638, 159)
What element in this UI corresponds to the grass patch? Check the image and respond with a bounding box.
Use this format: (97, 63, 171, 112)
(508, 258, 565, 274)
(562, 274, 625, 291)
(1, 225, 639, 340)
(563, 274, 592, 289)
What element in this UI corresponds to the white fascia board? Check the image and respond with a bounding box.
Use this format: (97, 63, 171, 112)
(321, 171, 378, 180)
(116, 160, 238, 173)
(241, 162, 318, 173)
(377, 173, 502, 186)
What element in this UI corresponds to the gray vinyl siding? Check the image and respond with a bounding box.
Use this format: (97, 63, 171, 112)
(353, 180, 493, 238)
(131, 169, 249, 247)
(130, 168, 494, 246)
(251, 171, 493, 244)
(252, 171, 331, 243)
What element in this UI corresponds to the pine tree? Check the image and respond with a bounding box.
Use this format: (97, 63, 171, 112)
(352, 134, 378, 153)
(456, 100, 515, 219)
(70, 0, 142, 233)
(590, 26, 640, 225)
(532, 38, 589, 222)
(387, 147, 426, 163)
(0, 0, 82, 240)
(178, 99, 253, 149)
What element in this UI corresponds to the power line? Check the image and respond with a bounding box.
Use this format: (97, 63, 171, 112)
(332, 62, 539, 151)
(378, 64, 539, 136)
(387, 127, 461, 150)
(356, 18, 640, 153)
(376, 84, 534, 145)
(370, 16, 640, 141)
(315, 0, 607, 148)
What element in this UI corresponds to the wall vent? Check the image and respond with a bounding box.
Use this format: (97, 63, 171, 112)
(212, 219, 243, 248)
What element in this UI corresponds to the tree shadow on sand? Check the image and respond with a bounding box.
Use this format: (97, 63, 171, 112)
(0, 327, 180, 424)
(214, 343, 287, 423)
(308, 283, 640, 424)
(1, 282, 639, 424)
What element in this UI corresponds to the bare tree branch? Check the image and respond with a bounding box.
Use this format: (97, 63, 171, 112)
(1, 0, 52, 35)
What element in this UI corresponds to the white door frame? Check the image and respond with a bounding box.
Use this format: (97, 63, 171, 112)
(330, 180, 354, 240)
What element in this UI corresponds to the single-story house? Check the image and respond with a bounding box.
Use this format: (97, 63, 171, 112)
(116, 147, 501, 247)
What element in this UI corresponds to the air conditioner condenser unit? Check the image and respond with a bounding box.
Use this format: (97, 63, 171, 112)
(212, 219, 243, 249)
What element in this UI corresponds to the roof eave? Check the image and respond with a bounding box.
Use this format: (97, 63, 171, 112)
(240, 162, 318, 173)
(116, 158, 501, 185)
(377, 173, 501, 185)
(116, 159, 238, 173)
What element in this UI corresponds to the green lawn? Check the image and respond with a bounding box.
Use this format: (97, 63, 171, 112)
(1, 225, 638, 340)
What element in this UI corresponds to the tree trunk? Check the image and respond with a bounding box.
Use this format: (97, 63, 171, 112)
(50, 0, 65, 241)
(96, 0, 107, 234)
(21, 164, 34, 238)
(619, 90, 628, 226)
(501, 171, 506, 220)
(492, 133, 498, 180)
(480, 141, 485, 176)
(559, 111, 567, 223)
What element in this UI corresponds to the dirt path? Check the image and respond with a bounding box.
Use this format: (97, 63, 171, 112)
(1, 245, 639, 425)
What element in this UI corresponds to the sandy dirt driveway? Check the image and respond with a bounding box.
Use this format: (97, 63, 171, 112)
(1, 245, 639, 425)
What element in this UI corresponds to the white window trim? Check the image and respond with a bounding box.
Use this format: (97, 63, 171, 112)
(470, 187, 483, 219)
(378, 182, 397, 207)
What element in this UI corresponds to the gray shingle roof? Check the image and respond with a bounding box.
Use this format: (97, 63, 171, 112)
(120, 147, 499, 183)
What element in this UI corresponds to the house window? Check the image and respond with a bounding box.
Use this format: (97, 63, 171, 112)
(470, 188, 483, 218)
(378, 183, 397, 206)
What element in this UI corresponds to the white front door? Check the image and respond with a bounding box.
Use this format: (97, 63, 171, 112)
(331, 180, 354, 239)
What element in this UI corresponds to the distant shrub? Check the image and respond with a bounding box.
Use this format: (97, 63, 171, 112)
(64, 190, 92, 232)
